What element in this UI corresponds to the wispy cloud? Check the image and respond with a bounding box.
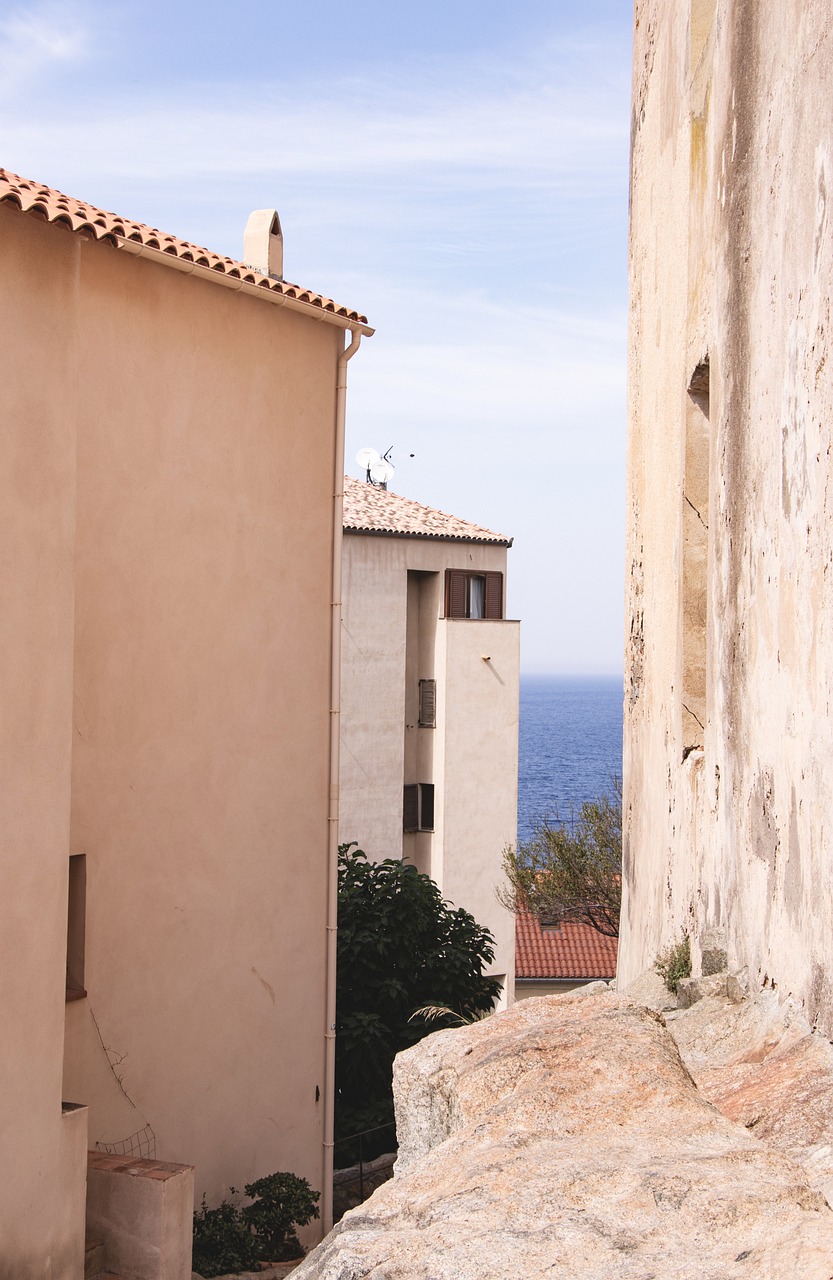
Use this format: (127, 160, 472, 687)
(4, 77, 625, 183)
(0, 1, 89, 100)
(0, 13, 630, 673)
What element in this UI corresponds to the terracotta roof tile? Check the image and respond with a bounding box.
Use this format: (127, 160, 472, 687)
(342, 475, 512, 545)
(515, 909, 618, 981)
(0, 167, 369, 328)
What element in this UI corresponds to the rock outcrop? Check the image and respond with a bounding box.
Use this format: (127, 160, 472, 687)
(666, 984, 833, 1208)
(294, 992, 833, 1278)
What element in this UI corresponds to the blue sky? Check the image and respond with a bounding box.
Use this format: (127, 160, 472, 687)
(1, 1, 632, 675)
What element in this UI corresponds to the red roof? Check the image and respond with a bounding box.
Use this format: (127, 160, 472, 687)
(342, 475, 512, 545)
(0, 167, 370, 330)
(515, 909, 618, 981)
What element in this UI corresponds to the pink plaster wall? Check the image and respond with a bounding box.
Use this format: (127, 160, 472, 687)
(1, 198, 344, 1266)
(0, 207, 87, 1276)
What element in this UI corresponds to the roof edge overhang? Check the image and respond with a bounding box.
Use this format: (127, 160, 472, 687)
(515, 974, 615, 983)
(0, 191, 373, 335)
(117, 239, 375, 335)
(342, 526, 512, 547)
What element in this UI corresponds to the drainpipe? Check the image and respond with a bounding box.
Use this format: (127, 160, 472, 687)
(322, 326, 362, 1234)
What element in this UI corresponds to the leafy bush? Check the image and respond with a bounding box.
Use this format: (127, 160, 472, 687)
(192, 1196, 260, 1277)
(655, 935, 691, 994)
(336, 844, 501, 1158)
(499, 780, 622, 937)
(192, 1172, 319, 1276)
(241, 1172, 319, 1261)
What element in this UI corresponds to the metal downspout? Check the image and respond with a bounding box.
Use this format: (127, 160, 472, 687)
(322, 327, 362, 1234)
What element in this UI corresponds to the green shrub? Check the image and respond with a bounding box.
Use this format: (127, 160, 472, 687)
(655, 935, 691, 994)
(192, 1172, 319, 1276)
(241, 1172, 320, 1261)
(336, 844, 501, 1159)
(192, 1195, 260, 1278)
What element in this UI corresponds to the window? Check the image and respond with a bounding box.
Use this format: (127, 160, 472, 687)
(444, 569, 503, 619)
(66, 854, 86, 1002)
(403, 783, 435, 832)
(418, 679, 436, 728)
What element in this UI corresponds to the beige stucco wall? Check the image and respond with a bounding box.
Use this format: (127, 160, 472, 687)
(621, 1, 833, 1033)
(0, 207, 87, 1279)
(2, 198, 346, 1263)
(340, 533, 518, 993)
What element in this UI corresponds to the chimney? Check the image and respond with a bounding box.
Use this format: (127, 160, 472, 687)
(243, 208, 283, 280)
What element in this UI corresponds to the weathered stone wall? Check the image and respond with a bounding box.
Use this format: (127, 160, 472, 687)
(621, 0, 833, 1033)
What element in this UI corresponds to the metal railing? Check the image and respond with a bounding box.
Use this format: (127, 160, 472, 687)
(333, 1121, 397, 1203)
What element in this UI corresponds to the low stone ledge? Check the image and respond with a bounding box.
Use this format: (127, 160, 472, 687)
(87, 1151, 194, 1280)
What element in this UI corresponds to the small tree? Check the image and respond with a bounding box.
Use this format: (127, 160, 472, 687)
(499, 780, 622, 937)
(336, 844, 501, 1153)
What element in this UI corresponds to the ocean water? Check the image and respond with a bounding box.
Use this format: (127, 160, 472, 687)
(517, 675, 624, 842)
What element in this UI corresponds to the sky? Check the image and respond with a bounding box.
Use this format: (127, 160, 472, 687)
(0, 0, 633, 675)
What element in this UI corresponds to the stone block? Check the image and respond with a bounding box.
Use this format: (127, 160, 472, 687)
(700, 927, 728, 976)
(87, 1151, 194, 1280)
(621, 967, 678, 1012)
(727, 967, 751, 1004)
(677, 973, 727, 1008)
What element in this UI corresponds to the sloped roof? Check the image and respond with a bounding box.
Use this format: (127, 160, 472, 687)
(342, 475, 512, 545)
(0, 167, 370, 331)
(515, 909, 618, 981)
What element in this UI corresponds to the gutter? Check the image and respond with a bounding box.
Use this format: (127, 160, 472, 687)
(322, 329, 363, 1233)
(342, 527, 513, 547)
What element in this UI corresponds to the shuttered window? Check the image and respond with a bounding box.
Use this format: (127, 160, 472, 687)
(484, 571, 503, 620)
(444, 570, 503, 619)
(403, 784, 419, 832)
(418, 679, 436, 728)
(403, 783, 435, 832)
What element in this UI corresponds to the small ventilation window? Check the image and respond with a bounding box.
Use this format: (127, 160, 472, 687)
(418, 679, 437, 728)
(403, 783, 435, 832)
(66, 855, 87, 1002)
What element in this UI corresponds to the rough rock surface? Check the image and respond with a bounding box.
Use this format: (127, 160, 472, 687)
(666, 987, 833, 1205)
(620, 966, 677, 1012)
(294, 993, 833, 1278)
(676, 972, 728, 1007)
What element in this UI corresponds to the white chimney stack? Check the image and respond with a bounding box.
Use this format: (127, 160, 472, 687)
(243, 208, 283, 280)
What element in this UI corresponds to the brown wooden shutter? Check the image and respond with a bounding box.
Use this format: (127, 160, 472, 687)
(403, 784, 419, 832)
(418, 679, 436, 727)
(445, 569, 467, 618)
(484, 572, 503, 619)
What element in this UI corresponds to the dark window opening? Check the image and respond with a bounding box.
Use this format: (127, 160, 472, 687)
(66, 854, 86, 1002)
(403, 783, 435, 832)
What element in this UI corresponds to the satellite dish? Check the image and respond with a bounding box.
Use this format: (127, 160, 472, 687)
(369, 459, 395, 486)
(356, 446, 381, 472)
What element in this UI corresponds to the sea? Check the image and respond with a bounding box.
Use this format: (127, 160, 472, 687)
(517, 675, 624, 842)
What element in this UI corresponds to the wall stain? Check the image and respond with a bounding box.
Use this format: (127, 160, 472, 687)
(252, 966, 276, 1006)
